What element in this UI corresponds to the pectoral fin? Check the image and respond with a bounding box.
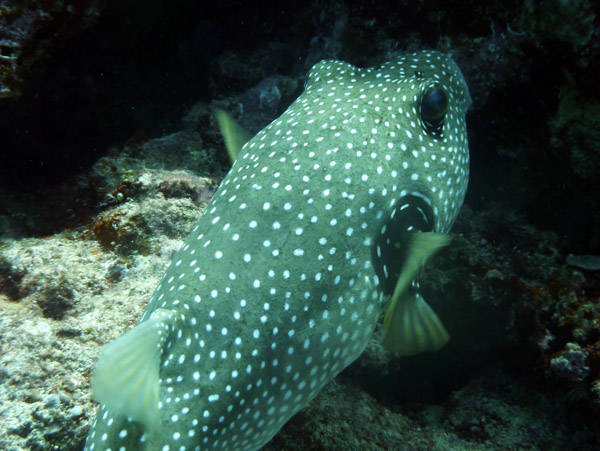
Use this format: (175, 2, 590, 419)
(92, 308, 175, 435)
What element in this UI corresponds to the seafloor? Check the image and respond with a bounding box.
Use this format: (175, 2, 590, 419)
(1, 1, 599, 450)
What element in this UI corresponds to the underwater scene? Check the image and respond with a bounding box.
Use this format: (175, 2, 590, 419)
(0, 1, 599, 450)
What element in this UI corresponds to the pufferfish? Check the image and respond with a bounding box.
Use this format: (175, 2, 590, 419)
(85, 50, 470, 450)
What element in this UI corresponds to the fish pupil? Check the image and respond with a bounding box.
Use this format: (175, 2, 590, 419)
(420, 85, 448, 138)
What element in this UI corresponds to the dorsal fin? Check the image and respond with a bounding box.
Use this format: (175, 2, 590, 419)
(215, 107, 252, 163)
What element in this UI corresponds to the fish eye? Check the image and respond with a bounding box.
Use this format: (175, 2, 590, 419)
(420, 85, 447, 138)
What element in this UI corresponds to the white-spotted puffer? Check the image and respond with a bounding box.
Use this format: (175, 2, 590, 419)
(85, 50, 471, 451)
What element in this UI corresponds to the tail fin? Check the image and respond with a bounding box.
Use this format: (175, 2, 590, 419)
(92, 308, 175, 435)
(382, 232, 450, 355)
(382, 290, 450, 355)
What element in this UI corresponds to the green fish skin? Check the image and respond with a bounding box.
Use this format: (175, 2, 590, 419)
(85, 50, 470, 451)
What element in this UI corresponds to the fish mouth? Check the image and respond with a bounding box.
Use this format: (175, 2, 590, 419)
(371, 193, 434, 296)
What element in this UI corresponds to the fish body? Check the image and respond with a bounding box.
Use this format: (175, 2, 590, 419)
(85, 50, 470, 450)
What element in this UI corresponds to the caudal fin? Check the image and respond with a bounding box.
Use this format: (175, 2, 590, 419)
(382, 232, 450, 355)
(382, 290, 450, 355)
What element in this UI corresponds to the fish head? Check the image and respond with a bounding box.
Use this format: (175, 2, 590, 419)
(299, 50, 470, 237)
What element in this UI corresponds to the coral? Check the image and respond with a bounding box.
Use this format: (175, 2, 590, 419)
(550, 80, 600, 180)
(0, 254, 25, 300)
(88, 177, 212, 256)
(567, 254, 600, 271)
(550, 342, 590, 382)
(34, 275, 76, 320)
(0, 0, 103, 99)
(518, 0, 596, 48)
(237, 76, 300, 133)
(86, 134, 220, 257)
(90, 205, 150, 256)
(158, 171, 217, 205)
